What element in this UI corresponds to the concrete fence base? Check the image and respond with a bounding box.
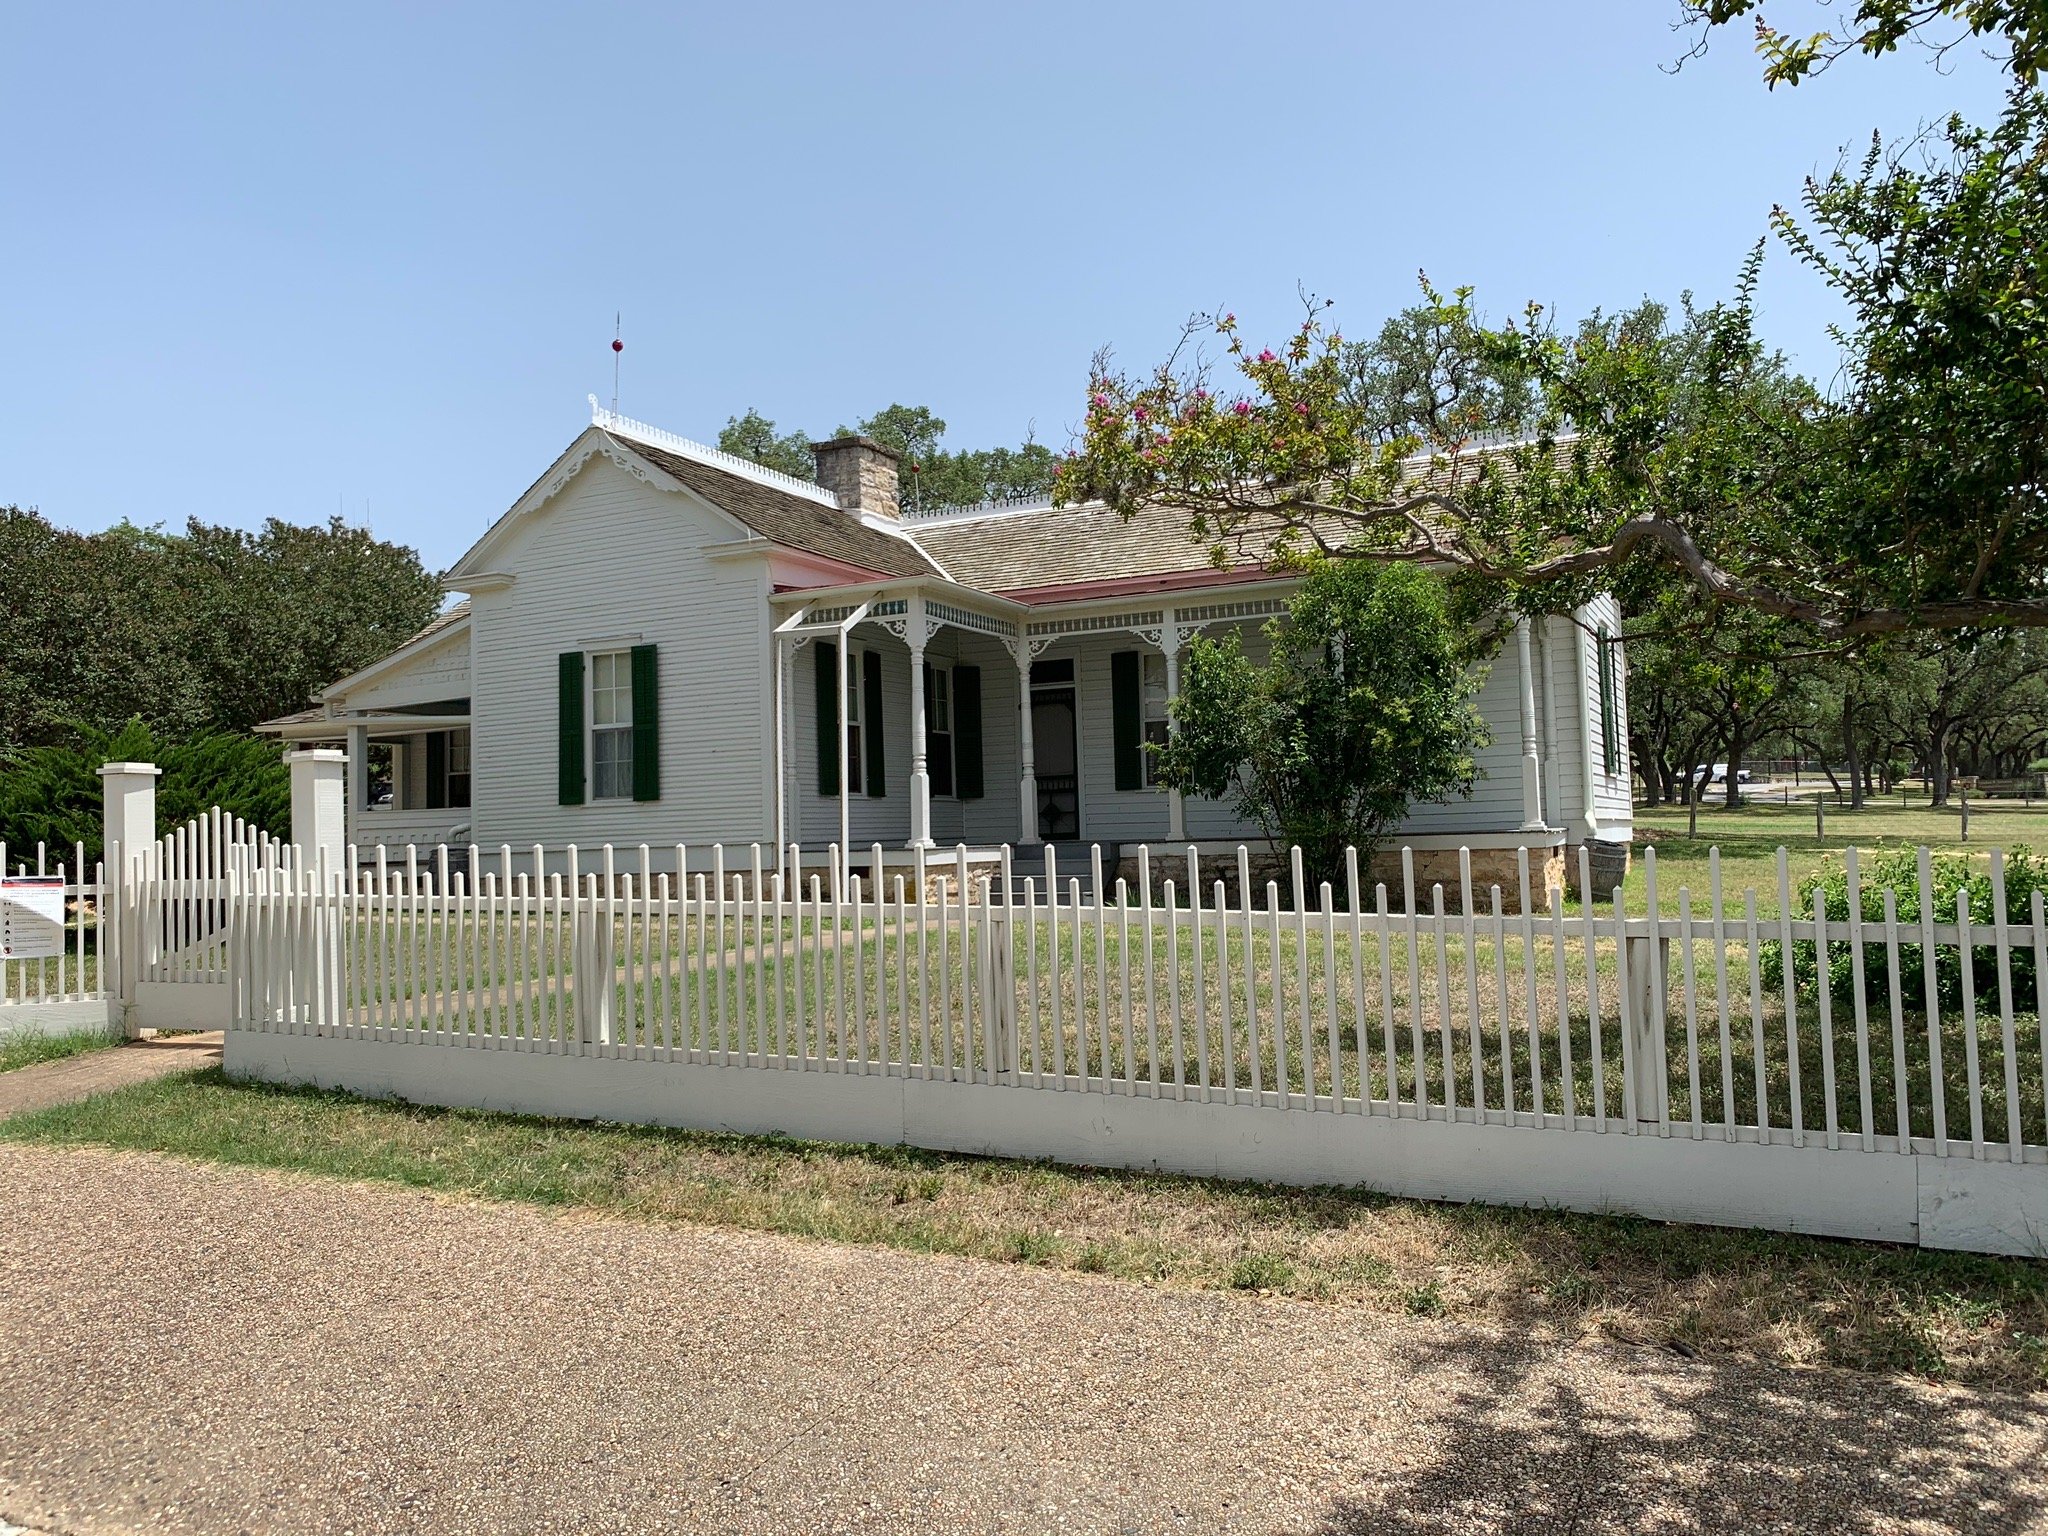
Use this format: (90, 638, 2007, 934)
(225, 1029, 2048, 1257)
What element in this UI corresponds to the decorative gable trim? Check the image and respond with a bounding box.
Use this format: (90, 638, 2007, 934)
(322, 609, 473, 702)
(445, 426, 754, 584)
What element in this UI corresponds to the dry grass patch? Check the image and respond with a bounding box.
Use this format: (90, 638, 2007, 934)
(4, 1066, 2044, 1390)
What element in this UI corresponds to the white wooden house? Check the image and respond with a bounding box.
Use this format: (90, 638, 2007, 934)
(261, 402, 1632, 897)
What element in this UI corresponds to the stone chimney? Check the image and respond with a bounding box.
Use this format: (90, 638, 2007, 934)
(811, 435, 901, 519)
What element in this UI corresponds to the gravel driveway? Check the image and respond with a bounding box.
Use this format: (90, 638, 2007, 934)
(2, 1145, 2043, 1536)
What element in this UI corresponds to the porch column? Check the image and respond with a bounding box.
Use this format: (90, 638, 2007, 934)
(906, 598, 933, 849)
(1516, 618, 1547, 831)
(836, 634, 851, 893)
(1162, 610, 1185, 844)
(1016, 643, 1038, 845)
(774, 636, 790, 877)
(346, 722, 370, 847)
(1539, 619, 1564, 835)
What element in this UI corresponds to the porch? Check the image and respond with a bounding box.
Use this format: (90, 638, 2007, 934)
(770, 581, 1309, 863)
(263, 704, 475, 851)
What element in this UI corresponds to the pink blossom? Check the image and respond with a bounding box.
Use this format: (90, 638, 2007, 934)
(1133, 405, 1149, 422)
(1232, 400, 1252, 416)
(1293, 401, 1309, 416)
(1091, 392, 1110, 408)
(1257, 349, 1275, 363)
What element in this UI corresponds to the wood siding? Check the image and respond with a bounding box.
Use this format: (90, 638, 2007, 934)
(344, 628, 471, 712)
(468, 456, 772, 851)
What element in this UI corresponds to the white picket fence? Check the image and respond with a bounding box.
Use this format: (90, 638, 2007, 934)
(1, 812, 293, 1036)
(0, 842, 113, 1024)
(132, 809, 289, 985)
(221, 836, 2048, 1254)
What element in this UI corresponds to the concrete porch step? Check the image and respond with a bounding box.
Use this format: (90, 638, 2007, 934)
(1008, 841, 1119, 904)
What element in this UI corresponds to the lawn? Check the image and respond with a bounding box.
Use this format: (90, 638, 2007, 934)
(1623, 800, 2048, 918)
(5, 1066, 2043, 1389)
(308, 893, 2043, 1153)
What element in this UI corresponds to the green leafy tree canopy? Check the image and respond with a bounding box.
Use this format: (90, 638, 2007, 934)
(717, 408, 815, 479)
(1153, 560, 1490, 888)
(1058, 91, 2048, 640)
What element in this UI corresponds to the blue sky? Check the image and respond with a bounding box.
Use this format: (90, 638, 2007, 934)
(0, 2, 2006, 571)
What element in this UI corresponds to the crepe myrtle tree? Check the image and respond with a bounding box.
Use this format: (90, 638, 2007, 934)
(1053, 93, 2048, 642)
(1151, 559, 1490, 891)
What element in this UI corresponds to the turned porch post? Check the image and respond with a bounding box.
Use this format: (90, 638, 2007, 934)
(1161, 609, 1185, 844)
(1016, 641, 1039, 845)
(907, 597, 933, 850)
(1516, 617, 1547, 831)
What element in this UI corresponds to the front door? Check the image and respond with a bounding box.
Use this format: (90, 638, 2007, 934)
(1031, 687, 1079, 840)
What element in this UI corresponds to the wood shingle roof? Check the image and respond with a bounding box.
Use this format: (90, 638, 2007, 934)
(612, 434, 939, 579)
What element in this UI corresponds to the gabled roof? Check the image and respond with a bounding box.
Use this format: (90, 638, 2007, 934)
(315, 599, 472, 701)
(446, 411, 943, 585)
(608, 434, 938, 579)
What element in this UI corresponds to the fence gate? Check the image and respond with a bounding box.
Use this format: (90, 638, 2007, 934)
(125, 809, 288, 1031)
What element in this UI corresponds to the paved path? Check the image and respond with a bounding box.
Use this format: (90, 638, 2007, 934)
(2, 1148, 2044, 1535)
(0, 1035, 220, 1121)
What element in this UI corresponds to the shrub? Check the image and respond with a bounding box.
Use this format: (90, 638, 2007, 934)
(1760, 847, 2046, 1014)
(0, 718, 288, 868)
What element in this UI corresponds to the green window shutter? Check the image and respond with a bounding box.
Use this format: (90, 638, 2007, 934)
(863, 648, 886, 798)
(815, 642, 839, 796)
(1111, 650, 1143, 791)
(557, 652, 585, 806)
(630, 643, 660, 802)
(955, 665, 983, 800)
(1598, 626, 1619, 776)
(425, 731, 448, 810)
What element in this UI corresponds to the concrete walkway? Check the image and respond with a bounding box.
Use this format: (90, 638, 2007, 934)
(0, 1034, 221, 1121)
(2, 1146, 2043, 1535)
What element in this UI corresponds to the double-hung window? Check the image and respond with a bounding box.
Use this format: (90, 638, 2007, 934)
(1141, 653, 1170, 788)
(928, 664, 955, 797)
(590, 650, 635, 800)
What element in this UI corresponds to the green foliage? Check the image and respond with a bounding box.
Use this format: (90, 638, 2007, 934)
(848, 403, 1058, 512)
(0, 720, 288, 867)
(1062, 90, 2048, 640)
(717, 408, 815, 479)
(1153, 561, 1489, 888)
(1760, 846, 2047, 1013)
(713, 402, 1059, 512)
(1681, 0, 2048, 88)
(0, 507, 440, 754)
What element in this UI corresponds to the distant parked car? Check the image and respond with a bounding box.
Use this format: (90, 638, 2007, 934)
(1690, 763, 1753, 788)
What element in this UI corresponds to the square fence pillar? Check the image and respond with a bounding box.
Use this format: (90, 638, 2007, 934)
(287, 748, 349, 883)
(98, 761, 161, 873)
